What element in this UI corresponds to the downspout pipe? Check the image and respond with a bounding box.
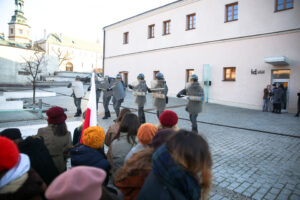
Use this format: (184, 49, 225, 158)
(102, 29, 106, 75)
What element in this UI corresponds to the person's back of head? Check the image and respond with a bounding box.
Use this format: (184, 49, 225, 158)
(166, 130, 212, 200)
(137, 123, 158, 145)
(46, 106, 68, 136)
(158, 110, 179, 130)
(0, 128, 22, 144)
(116, 108, 131, 123)
(82, 126, 105, 150)
(117, 113, 140, 145)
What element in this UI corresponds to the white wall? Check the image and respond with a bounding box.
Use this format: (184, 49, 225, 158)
(104, 0, 300, 57)
(0, 45, 59, 85)
(104, 31, 300, 112)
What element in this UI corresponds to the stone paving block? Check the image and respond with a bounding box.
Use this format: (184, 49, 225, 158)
(245, 186, 258, 196)
(253, 192, 266, 200)
(290, 194, 300, 200)
(210, 194, 223, 200)
(219, 181, 231, 188)
(269, 188, 281, 196)
(227, 182, 240, 190)
(263, 192, 277, 200)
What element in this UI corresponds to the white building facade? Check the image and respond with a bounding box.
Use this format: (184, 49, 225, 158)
(103, 0, 300, 112)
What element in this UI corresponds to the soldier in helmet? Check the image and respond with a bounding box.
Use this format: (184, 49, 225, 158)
(109, 74, 126, 117)
(100, 75, 113, 119)
(177, 74, 204, 132)
(151, 72, 168, 118)
(128, 73, 151, 124)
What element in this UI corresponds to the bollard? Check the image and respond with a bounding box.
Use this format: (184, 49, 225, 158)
(38, 99, 43, 119)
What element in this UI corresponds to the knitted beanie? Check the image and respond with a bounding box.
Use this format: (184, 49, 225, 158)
(0, 136, 20, 172)
(46, 106, 67, 125)
(45, 166, 106, 200)
(152, 129, 176, 150)
(82, 126, 105, 149)
(137, 123, 158, 145)
(0, 128, 22, 140)
(159, 110, 178, 127)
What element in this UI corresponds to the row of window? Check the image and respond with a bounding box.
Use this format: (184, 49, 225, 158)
(122, 0, 294, 44)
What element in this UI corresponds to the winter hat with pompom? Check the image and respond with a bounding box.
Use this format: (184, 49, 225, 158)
(0, 136, 20, 172)
(82, 126, 105, 149)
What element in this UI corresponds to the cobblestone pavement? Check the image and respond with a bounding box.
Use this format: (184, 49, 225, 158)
(1, 86, 299, 200)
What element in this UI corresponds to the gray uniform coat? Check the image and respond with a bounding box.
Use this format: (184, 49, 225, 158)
(151, 80, 168, 112)
(186, 82, 204, 114)
(112, 80, 126, 101)
(132, 80, 148, 107)
(100, 79, 113, 98)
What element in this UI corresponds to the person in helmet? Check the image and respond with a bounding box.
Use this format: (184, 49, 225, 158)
(109, 74, 126, 117)
(128, 73, 151, 124)
(100, 75, 113, 119)
(151, 72, 168, 118)
(177, 74, 204, 132)
(68, 76, 84, 117)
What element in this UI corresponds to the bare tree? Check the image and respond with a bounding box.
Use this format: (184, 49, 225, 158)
(22, 50, 47, 106)
(52, 47, 72, 66)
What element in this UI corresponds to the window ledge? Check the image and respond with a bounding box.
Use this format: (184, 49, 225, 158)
(222, 79, 236, 82)
(224, 19, 238, 23)
(186, 28, 196, 31)
(274, 7, 293, 12)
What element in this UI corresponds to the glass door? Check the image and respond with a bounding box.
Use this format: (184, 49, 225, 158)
(271, 78, 289, 112)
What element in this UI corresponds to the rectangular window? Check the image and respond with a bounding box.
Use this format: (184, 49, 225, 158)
(223, 67, 236, 81)
(148, 25, 155, 39)
(123, 32, 129, 44)
(163, 20, 171, 35)
(186, 14, 196, 30)
(186, 69, 195, 82)
(10, 28, 13, 34)
(226, 2, 238, 22)
(19, 29, 23, 34)
(18, 71, 30, 75)
(153, 70, 160, 79)
(276, 0, 293, 11)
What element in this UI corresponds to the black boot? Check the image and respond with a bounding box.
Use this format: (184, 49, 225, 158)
(102, 112, 109, 119)
(107, 111, 111, 118)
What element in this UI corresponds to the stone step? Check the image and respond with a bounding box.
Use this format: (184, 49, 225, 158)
(0, 100, 23, 110)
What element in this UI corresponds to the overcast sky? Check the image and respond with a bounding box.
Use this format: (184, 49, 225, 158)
(0, 0, 175, 43)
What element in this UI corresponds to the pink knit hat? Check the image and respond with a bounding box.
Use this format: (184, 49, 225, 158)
(45, 166, 106, 200)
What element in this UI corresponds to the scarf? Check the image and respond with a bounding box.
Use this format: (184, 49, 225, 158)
(0, 154, 30, 189)
(152, 144, 201, 200)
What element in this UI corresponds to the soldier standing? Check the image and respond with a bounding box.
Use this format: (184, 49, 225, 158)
(67, 76, 84, 117)
(101, 75, 113, 119)
(177, 74, 204, 132)
(110, 74, 126, 117)
(128, 73, 151, 124)
(151, 72, 168, 118)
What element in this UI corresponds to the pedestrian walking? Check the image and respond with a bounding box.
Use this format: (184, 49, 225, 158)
(263, 85, 271, 112)
(177, 74, 204, 132)
(110, 74, 126, 118)
(137, 130, 212, 200)
(272, 84, 284, 114)
(101, 75, 113, 119)
(295, 90, 300, 117)
(37, 106, 72, 173)
(128, 73, 151, 124)
(151, 72, 168, 118)
(68, 76, 84, 117)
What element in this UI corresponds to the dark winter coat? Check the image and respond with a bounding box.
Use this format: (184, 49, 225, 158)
(70, 144, 111, 176)
(0, 168, 46, 200)
(131, 80, 149, 107)
(178, 82, 204, 114)
(37, 126, 72, 173)
(272, 87, 284, 104)
(298, 93, 300, 107)
(151, 80, 168, 111)
(18, 136, 59, 186)
(137, 172, 187, 200)
(72, 127, 82, 146)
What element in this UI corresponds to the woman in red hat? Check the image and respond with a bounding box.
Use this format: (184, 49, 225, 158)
(37, 106, 72, 174)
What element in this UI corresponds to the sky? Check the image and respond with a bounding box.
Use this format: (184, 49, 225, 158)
(0, 0, 175, 43)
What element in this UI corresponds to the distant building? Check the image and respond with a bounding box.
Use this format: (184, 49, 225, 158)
(103, 0, 300, 112)
(8, 0, 31, 44)
(36, 33, 103, 73)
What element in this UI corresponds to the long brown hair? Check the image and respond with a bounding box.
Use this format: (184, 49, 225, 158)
(116, 108, 131, 123)
(50, 122, 68, 136)
(116, 113, 140, 145)
(166, 130, 212, 200)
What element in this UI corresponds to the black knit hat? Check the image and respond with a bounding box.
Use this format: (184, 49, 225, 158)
(0, 128, 22, 140)
(152, 128, 176, 150)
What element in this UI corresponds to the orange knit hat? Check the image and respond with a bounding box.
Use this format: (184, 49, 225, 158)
(137, 123, 158, 145)
(82, 126, 105, 149)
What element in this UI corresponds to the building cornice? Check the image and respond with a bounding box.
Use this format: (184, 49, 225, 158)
(103, 0, 200, 31)
(104, 28, 300, 59)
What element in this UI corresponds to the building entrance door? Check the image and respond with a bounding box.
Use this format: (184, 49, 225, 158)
(271, 69, 290, 112)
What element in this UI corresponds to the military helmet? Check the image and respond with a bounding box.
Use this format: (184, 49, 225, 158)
(189, 74, 198, 81)
(137, 73, 145, 79)
(156, 72, 164, 79)
(116, 74, 122, 79)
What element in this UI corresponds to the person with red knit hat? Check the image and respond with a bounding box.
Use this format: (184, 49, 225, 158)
(157, 110, 179, 131)
(37, 106, 72, 173)
(125, 123, 157, 162)
(0, 136, 46, 199)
